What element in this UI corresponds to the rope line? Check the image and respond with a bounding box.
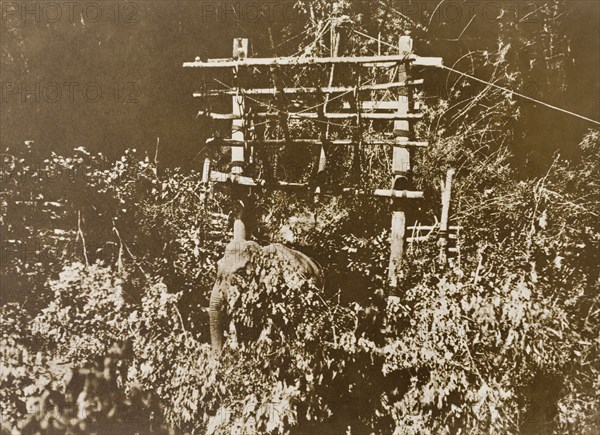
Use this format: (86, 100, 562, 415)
(349, 29, 600, 126)
(351, 28, 600, 126)
(440, 64, 600, 126)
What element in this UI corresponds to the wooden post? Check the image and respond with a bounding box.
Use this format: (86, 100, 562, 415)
(347, 74, 363, 182)
(391, 33, 413, 183)
(200, 157, 211, 204)
(267, 27, 291, 184)
(232, 200, 247, 241)
(231, 38, 251, 241)
(388, 33, 413, 287)
(314, 18, 340, 203)
(438, 168, 455, 265)
(231, 38, 248, 176)
(388, 211, 406, 287)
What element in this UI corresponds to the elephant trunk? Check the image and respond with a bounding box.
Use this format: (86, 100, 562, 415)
(209, 281, 224, 353)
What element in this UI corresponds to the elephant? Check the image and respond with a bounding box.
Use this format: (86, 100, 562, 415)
(209, 239, 323, 353)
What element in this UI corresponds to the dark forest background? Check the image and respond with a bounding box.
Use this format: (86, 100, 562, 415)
(1, 0, 598, 172)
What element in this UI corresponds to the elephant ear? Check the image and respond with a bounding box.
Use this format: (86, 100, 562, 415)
(240, 241, 261, 274)
(218, 240, 261, 275)
(258, 243, 323, 288)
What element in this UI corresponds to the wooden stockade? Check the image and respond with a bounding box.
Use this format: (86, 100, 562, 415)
(184, 31, 444, 286)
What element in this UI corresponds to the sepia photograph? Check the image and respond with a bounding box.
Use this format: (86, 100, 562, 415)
(1, 1, 599, 433)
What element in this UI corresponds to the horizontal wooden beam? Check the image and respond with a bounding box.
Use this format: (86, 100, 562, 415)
(343, 101, 402, 110)
(184, 54, 443, 69)
(343, 188, 424, 199)
(208, 138, 429, 147)
(195, 79, 424, 97)
(407, 233, 458, 243)
(373, 189, 424, 199)
(341, 101, 422, 111)
(210, 170, 306, 189)
(207, 170, 429, 199)
(362, 57, 441, 68)
(407, 225, 462, 231)
(198, 111, 423, 120)
(407, 236, 429, 242)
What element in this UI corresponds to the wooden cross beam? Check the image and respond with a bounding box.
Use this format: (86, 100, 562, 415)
(407, 233, 459, 243)
(195, 79, 424, 97)
(184, 54, 443, 68)
(407, 225, 462, 231)
(207, 138, 429, 147)
(198, 111, 423, 120)
(342, 188, 424, 199)
(209, 170, 306, 189)
(208, 173, 425, 198)
(406, 226, 461, 243)
(341, 101, 422, 111)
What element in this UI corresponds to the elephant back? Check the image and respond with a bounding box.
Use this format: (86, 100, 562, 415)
(260, 243, 323, 288)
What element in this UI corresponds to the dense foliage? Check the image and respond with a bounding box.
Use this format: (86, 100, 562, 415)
(1, 1, 599, 434)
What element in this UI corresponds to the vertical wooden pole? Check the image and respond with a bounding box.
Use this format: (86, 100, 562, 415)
(232, 200, 247, 241)
(231, 38, 250, 241)
(351, 74, 363, 180)
(231, 39, 248, 176)
(388, 211, 406, 287)
(388, 33, 414, 287)
(267, 27, 290, 185)
(314, 17, 340, 203)
(393, 31, 413, 154)
(438, 168, 455, 265)
(200, 157, 211, 204)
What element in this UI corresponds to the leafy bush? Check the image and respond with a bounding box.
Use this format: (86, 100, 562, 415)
(3, 134, 599, 433)
(2, 341, 172, 435)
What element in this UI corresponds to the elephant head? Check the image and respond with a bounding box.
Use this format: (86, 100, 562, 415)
(209, 240, 323, 353)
